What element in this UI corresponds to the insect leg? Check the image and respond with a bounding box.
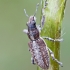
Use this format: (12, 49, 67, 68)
(36, 25, 42, 33)
(42, 36, 63, 42)
(41, 0, 48, 29)
(41, 15, 45, 29)
(23, 29, 28, 34)
(47, 47, 63, 67)
(31, 57, 36, 65)
(37, 0, 48, 31)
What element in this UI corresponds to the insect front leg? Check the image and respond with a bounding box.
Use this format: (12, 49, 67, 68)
(47, 47, 63, 67)
(37, 0, 48, 31)
(42, 36, 63, 42)
(23, 29, 28, 34)
(36, 25, 42, 33)
(41, 0, 48, 29)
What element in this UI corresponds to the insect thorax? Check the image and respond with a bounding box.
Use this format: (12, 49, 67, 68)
(28, 27, 39, 41)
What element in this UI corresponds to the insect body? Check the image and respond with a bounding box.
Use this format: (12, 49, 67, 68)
(28, 38, 50, 69)
(23, 1, 63, 70)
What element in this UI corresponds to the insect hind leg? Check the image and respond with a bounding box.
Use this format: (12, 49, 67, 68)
(48, 47, 63, 67)
(31, 57, 36, 65)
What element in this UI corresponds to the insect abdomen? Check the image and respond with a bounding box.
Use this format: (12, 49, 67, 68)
(28, 38, 49, 69)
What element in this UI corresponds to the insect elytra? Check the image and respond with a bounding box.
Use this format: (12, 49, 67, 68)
(23, 0, 63, 70)
(28, 38, 50, 69)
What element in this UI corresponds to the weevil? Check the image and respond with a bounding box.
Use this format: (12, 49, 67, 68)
(23, 1, 63, 70)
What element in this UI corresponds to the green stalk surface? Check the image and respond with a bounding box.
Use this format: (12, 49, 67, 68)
(37, 0, 67, 70)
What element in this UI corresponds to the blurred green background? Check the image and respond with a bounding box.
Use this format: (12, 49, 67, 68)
(0, 0, 69, 70)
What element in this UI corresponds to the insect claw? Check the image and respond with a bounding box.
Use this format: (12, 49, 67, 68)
(59, 62, 63, 67)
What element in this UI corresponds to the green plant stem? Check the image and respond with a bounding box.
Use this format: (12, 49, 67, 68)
(40, 0, 67, 70)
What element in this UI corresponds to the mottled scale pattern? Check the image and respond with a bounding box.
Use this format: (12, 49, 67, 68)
(28, 28, 39, 41)
(28, 38, 49, 69)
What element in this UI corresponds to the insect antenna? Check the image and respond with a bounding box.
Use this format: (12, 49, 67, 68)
(24, 9, 29, 17)
(34, 3, 39, 16)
